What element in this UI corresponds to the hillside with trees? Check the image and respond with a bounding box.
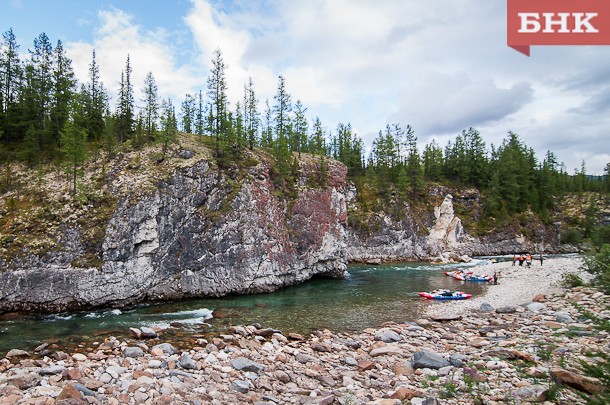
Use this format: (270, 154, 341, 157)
(1, 29, 609, 257)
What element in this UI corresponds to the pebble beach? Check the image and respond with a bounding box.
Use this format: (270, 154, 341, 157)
(0, 255, 608, 404)
(426, 255, 591, 318)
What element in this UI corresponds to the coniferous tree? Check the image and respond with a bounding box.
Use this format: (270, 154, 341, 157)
(404, 125, 423, 195)
(159, 98, 177, 156)
(292, 100, 308, 156)
(116, 55, 134, 143)
(180, 93, 195, 134)
(423, 140, 444, 182)
(141, 71, 158, 143)
(243, 77, 259, 150)
(86, 50, 106, 141)
(29, 32, 54, 153)
(194, 90, 205, 137)
(49, 40, 76, 150)
(0, 28, 23, 143)
(207, 49, 228, 150)
(462, 127, 487, 187)
(60, 120, 87, 195)
(273, 75, 292, 153)
(261, 98, 273, 148)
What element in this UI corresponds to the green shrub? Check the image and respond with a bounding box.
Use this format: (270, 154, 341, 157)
(561, 272, 585, 288)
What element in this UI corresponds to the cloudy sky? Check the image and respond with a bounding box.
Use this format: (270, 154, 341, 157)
(2, 0, 609, 174)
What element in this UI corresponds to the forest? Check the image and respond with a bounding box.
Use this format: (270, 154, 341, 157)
(1, 29, 609, 233)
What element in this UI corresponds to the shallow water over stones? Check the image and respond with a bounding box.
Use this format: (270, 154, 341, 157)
(0, 260, 490, 354)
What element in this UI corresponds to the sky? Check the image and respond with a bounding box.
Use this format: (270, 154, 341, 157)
(1, 0, 609, 174)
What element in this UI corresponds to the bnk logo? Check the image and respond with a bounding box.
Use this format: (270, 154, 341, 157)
(507, 0, 610, 56)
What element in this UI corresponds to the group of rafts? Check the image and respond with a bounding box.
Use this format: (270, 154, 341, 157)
(418, 269, 492, 300)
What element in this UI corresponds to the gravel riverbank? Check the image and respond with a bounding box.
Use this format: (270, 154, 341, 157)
(425, 255, 591, 318)
(0, 255, 608, 404)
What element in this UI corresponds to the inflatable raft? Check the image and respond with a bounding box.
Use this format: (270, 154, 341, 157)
(418, 289, 472, 300)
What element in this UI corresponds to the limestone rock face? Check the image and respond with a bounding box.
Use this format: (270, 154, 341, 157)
(0, 158, 348, 313)
(347, 187, 560, 263)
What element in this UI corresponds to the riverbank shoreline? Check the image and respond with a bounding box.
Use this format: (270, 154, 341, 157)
(0, 255, 608, 404)
(424, 255, 590, 318)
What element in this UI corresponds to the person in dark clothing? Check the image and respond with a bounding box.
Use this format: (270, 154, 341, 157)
(539, 254, 544, 265)
(493, 271, 499, 285)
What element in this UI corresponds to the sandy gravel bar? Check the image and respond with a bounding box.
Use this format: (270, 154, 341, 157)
(425, 255, 589, 318)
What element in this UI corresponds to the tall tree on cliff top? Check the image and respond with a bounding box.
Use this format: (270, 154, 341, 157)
(159, 98, 177, 156)
(292, 99, 308, 157)
(194, 90, 205, 137)
(116, 55, 134, 143)
(141, 71, 158, 143)
(404, 125, 423, 195)
(243, 77, 259, 150)
(207, 49, 228, 152)
(0, 28, 23, 143)
(273, 75, 292, 154)
(49, 40, 76, 150)
(86, 50, 106, 141)
(181, 93, 195, 134)
(29, 32, 54, 152)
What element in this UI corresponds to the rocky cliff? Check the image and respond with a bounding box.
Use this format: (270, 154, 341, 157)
(346, 187, 561, 263)
(0, 141, 577, 314)
(0, 150, 348, 314)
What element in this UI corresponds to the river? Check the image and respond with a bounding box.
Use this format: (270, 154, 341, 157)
(0, 258, 495, 354)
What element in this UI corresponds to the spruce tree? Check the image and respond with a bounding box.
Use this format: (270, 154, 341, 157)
(86, 50, 106, 141)
(60, 120, 87, 195)
(207, 49, 228, 151)
(243, 77, 259, 150)
(49, 40, 76, 150)
(116, 55, 134, 143)
(141, 71, 158, 143)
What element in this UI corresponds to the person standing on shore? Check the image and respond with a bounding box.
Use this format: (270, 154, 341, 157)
(493, 271, 499, 285)
(539, 254, 544, 266)
(512, 255, 516, 266)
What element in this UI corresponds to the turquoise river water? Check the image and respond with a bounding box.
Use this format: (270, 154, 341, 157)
(0, 258, 498, 354)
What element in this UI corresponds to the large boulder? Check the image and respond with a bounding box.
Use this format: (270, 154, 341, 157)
(412, 351, 451, 370)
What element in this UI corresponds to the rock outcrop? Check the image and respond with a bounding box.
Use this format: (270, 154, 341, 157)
(347, 188, 560, 263)
(0, 156, 348, 313)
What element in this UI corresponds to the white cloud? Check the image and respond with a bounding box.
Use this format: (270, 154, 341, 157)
(64, 0, 609, 174)
(66, 7, 201, 109)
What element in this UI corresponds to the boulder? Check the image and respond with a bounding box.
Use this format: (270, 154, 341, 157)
(152, 343, 178, 356)
(374, 328, 401, 343)
(496, 306, 517, 314)
(230, 379, 251, 393)
(526, 302, 546, 312)
(480, 302, 495, 313)
(179, 352, 197, 370)
(231, 357, 265, 373)
(123, 347, 144, 358)
(411, 351, 451, 369)
(551, 368, 605, 394)
(554, 311, 575, 323)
